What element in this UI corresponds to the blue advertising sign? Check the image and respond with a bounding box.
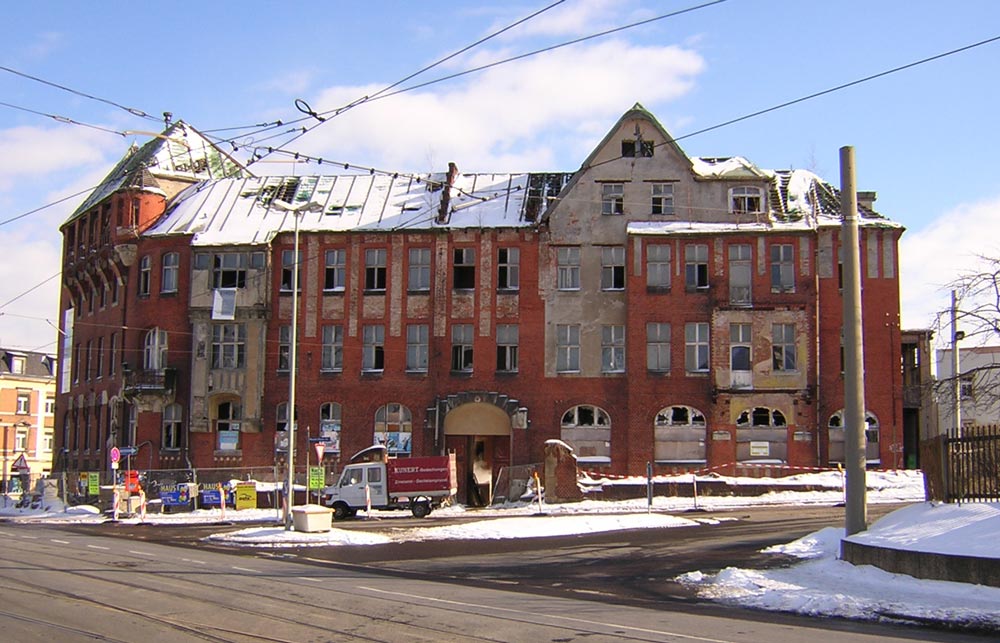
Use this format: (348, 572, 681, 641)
(159, 484, 192, 507)
(200, 489, 222, 506)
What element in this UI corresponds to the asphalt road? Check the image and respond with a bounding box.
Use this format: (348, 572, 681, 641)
(0, 503, 991, 642)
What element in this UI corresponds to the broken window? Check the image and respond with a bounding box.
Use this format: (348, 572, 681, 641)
(497, 247, 519, 290)
(213, 253, 248, 289)
(324, 249, 346, 292)
(730, 186, 763, 215)
(561, 405, 611, 427)
(601, 183, 625, 215)
(451, 324, 474, 372)
(622, 139, 654, 158)
(138, 255, 151, 296)
(362, 325, 385, 372)
(280, 249, 302, 292)
(453, 247, 475, 289)
(601, 246, 625, 290)
(685, 244, 709, 290)
(654, 405, 706, 427)
(651, 183, 674, 214)
(365, 248, 387, 291)
(772, 323, 797, 371)
(601, 325, 625, 373)
(374, 403, 412, 456)
(685, 322, 710, 373)
(737, 407, 786, 427)
(278, 325, 290, 371)
(496, 324, 518, 373)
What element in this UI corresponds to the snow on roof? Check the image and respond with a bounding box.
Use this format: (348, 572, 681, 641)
(691, 156, 771, 180)
(149, 172, 532, 245)
(68, 122, 246, 224)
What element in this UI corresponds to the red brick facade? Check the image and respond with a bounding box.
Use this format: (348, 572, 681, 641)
(55, 108, 904, 502)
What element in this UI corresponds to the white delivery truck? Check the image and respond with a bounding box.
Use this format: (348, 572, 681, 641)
(323, 447, 457, 519)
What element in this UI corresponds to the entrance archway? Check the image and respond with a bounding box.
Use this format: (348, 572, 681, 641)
(437, 393, 520, 506)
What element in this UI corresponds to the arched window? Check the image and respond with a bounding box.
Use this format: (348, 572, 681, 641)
(320, 402, 342, 455)
(828, 410, 878, 439)
(560, 404, 611, 464)
(375, 403, 411, 455)
(162, 403, 182, 450)
(143, 328, 168, 370)
(736, 406, 787, 427)
(654, 405, 706, 464)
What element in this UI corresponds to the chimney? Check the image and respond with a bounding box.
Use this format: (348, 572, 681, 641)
(856, 191, 877, 211)
(437, 162, 459, 223)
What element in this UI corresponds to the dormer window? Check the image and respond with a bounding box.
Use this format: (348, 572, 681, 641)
(730, 186, 763, 215)
(622, 139, 654, 158)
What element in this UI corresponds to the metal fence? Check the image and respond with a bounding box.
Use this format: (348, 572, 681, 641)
(921, 425, 1000, 503)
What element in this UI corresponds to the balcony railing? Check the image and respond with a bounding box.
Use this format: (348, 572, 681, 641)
(123, 367, 177, 395)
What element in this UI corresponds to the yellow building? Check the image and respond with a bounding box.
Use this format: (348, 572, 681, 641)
(0, 349, 56, 492)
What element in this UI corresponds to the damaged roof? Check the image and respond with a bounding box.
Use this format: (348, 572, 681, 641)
(147, 170, 557, 245)
(65, 121, 247, 225)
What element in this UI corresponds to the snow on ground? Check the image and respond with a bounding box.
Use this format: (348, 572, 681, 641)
(678, 503, 1000, 631)
(3, 470, 998, 631)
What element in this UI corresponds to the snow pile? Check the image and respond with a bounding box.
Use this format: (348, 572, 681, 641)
(678, 502, 1000, 630)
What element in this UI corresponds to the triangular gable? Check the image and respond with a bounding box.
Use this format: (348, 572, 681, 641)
(65, 121, 249, 226)
(577, 102, 693, 174)
(541, 103, 692, 223)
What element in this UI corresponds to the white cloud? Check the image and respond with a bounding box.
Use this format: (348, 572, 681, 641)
(899, 194, 1000, 334)
(499, 0, 626, 37)
(0, 125, 115, 182)
(301, 39, 704, 172)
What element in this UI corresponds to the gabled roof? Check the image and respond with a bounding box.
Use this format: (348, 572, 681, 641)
(577, 102, 692, 172)
(65, 121, 248, 226)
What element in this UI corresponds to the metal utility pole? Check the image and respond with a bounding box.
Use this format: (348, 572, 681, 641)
(840, 146, 867, 536)
(951, 290, 962, 437)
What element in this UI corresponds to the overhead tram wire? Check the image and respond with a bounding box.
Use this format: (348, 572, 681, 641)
(0, 64, 160, 123)
(582, 32, 1000, 172)
(249, 0, 573, 164)
(360, 0, 732, 106)
(0, 101, 132, 137)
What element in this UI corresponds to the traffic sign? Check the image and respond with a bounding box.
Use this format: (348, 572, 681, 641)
(11, 454, 29, 473)
(119, 446, 138, 457)
(110, 447, 121, 463)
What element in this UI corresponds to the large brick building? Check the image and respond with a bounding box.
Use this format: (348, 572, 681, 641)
(1, 349, 56, 491)
(55, 105, 904, 502)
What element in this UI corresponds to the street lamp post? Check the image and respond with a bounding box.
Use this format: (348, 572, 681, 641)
(272, 199, 323, 530)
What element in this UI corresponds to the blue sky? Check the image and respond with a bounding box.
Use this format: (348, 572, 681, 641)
(2, 0, 999, 353)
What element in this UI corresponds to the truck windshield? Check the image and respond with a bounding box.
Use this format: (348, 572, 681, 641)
(342, 469, 364, 486)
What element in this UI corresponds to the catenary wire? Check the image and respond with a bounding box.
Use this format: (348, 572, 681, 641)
(0, 64, 160, 122)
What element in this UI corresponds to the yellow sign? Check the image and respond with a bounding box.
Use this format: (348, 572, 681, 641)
(87, 472, 100, 495)
(308, 466, 325, 490)
(234, 482, 257, 510)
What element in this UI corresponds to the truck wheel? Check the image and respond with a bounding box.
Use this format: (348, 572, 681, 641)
(411, 502, 431, 518)
(332, 502, 351, 520)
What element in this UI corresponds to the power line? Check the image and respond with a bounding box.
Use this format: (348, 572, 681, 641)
(1, 64, 160, 122)
(585, 33, 1000, 171)
(0, 184, 103, 227)
(0, 100, 129, 137)
(251, 0, 575, 164)
(0, 272, 61, 310)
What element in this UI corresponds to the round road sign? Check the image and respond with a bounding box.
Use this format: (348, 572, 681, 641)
(110, 446, 121, 463)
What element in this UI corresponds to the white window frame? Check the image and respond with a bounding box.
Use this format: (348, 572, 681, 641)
(601, 183, 624, 215)
(601, 325, 625, 373)
(685, 322, 710, 373)
(651, 183, 674, 215)
(557, 247, 580, 290)
(556, 324, 580, 373)
(601, 246, 626, 291)
(646, 244, 671, 290)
